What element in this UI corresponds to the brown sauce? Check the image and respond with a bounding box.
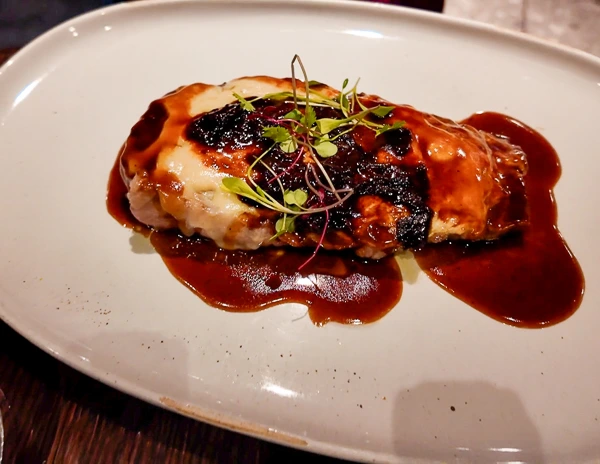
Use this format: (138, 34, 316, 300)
(107, 156, 401, 326)
(106, 148, 142, 232)
(414, 112, 584, 327)
(150, 231, 401, 326)
(107, 112, 584, 328)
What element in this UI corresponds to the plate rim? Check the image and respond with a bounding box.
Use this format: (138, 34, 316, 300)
(1, 0, 600, 463)
(2, 0, 600, 77)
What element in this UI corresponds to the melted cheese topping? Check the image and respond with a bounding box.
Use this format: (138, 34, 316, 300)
(122, 77, 340, 250)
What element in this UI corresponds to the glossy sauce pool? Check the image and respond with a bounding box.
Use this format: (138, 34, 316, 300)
(414, 112, 584, 327)
(107, 157, 401, 326)
(107, 112, 584, 327)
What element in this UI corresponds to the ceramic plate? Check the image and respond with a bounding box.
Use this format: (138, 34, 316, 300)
(1, 1, 599, 462)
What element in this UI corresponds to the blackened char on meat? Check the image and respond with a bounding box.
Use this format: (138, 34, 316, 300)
(187, 99, 432, 250)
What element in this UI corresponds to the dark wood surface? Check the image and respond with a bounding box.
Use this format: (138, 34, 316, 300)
(1, 0, 598, 462)
(0, 321, 348, 464)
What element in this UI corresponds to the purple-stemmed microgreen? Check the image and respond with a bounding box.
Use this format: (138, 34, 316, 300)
(297, 188, 330, 271)
(222, 55, 406, 260)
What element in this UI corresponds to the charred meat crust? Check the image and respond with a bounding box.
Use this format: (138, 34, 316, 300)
(355, 165, 431, 249)
(186, 99, 432, 250)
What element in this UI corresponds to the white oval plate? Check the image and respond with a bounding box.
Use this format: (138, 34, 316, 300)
(1, 0, 599, 462)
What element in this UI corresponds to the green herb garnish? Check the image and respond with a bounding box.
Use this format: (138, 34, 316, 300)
(222, 55, 406, 267)
(233, 92, 255, 112)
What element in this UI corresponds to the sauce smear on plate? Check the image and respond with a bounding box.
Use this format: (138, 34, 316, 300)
(107, 157, 401, 326)
(150, 231, 402, 326)
(107, 112, 584, 327)
(414, 113, 584, 327)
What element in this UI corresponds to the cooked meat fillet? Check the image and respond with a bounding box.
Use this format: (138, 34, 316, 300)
(119, 77, 528, 259)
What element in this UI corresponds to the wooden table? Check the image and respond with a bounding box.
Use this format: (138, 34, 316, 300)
(1, 1, 598, 462)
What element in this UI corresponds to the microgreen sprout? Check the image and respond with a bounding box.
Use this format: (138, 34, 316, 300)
(222, 55, 406, 265)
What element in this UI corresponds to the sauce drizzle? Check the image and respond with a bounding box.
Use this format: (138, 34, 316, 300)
(107, 153, 402, 326)
(414, 113, 584, 327)
(107, 112, 584, 328)
(150, 231, 402, 326)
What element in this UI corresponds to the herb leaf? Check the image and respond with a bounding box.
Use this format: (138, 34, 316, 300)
(263, 91, 294, 101)
(222, 177, 263, 202)
(340, 93, 350, 117)
(284, 189, 308, 206)
(279, 137, 299, 153)
(275, 215, 296, 235)
(263, 126, 298, 152)
(314, 139, 338, 158)
(263, 126, 291, 143)
(375, 121, 406, 137)
(255, 185, 269, 199)
(371, 105, 395, 118)
(284, 109, 303, 121)
(316, 118, 345, 134)
(303, 105, 317, 128)
(233, 92, 255, 112)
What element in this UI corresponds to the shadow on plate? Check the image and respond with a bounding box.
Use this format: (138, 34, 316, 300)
(392, 380, 545, 463)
